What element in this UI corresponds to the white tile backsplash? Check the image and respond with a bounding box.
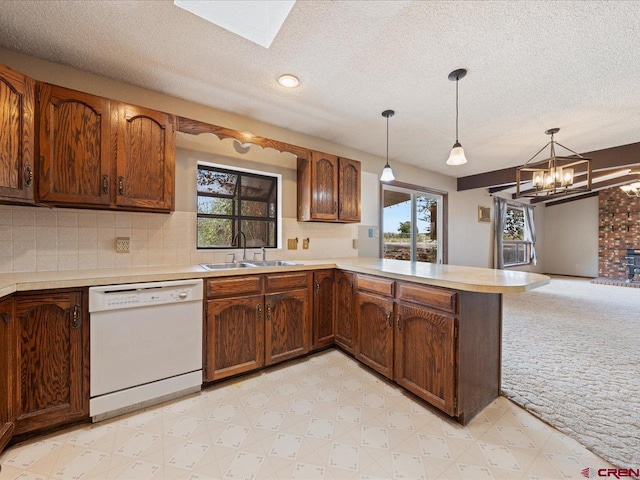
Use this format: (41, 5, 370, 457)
(0, 206, 358, 273)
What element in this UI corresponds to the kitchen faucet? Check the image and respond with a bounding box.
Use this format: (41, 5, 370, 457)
(232, 231, 247, 261)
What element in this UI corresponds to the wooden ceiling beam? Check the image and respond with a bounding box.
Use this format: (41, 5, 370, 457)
(457, 141, 640, 191)
(543, 191, 599, 207)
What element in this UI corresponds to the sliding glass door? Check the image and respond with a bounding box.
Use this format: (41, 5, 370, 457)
(381, 184, 445, 264)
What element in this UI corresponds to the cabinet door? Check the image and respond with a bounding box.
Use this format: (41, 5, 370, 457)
(0, 64, 35, 204)
(338, 158, 360, 222)
(395, 302, 457, 415)
(312, 270, 334, 350)
(265, 289, 310, 365)
(355, 292, 394, 379)
(0, 298, 15, 453)
(38, 84, 112, 206)
(334, 271, 355, 352)
(310, 152, 338, 220)
(115, 103, 175, 211)
(13, 291, 88, 435)
(205, 295, 264, 382)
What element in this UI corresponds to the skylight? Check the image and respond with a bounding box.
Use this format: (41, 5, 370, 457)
(174, 0, 296, 48)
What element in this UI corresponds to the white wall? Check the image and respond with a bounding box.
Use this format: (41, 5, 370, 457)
(543, 196, 598, 277)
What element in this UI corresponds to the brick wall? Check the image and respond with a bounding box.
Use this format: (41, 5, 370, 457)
(598, 187, 640, 278)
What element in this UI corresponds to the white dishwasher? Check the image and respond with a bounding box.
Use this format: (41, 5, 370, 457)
(89, 279, 203, 421)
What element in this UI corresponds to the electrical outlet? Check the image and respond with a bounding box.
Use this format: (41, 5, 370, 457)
(287, 238, 298, 250)
(302, 238, 309, 249)
(116, 237, 130, 253)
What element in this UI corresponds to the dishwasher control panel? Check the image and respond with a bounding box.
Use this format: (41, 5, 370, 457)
(89, 279, 204, 312)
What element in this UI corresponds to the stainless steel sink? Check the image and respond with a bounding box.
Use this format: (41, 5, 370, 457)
(246, 260, 299, 267)
(200, 262, 257, 270)
(201, 260, 299, 270)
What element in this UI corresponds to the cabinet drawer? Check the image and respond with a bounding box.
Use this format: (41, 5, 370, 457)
(265, 272, 310, 292)
(356, 274, 394, 297)
(396, 282, 458, 314)
(207, 275, 263, 298)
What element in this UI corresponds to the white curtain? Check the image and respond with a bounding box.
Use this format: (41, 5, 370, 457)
(523, 203, 537, 265)
(493, 197, 508, 269)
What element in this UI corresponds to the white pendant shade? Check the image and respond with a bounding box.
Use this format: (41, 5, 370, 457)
(380, 164, 395, 182)
(446, 143, 467, 166)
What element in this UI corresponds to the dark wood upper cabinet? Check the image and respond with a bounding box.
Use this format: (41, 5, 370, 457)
(334, 270, 355, 353)
(0, 63, 35, 205)
(394, 302, 457, 416)
(265, 289, 310, 365)
(205, 294, 264, 382)
(297, 152, 361, 223)
(13, 290, 88, 436)
(115, 103, 175, 212)
(312, 270, 335, 350)
(310, 152, 338, 220)
(38, 84, 112, 206)
(355, 291, 394, 379)
(338, 157, 361, 222)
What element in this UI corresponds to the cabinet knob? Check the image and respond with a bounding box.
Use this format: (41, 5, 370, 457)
(118, 176, 124, 195)
(256, 303, 262, 321)
(315, 281, 320, 295)
(266, 303, 272, 321)
(72, 304, 81, 329)
(24, 164, 33, 187)
(1, 312, 9, 324)
(397, 314, 402, 332)
(386, 311, 392, 329)
(102, 174, 109, 195)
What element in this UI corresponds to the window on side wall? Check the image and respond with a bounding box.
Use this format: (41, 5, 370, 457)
(502, 205, 531, 266)
(196, 163, 280, 249)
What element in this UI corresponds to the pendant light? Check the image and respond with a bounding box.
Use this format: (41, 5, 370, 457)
(446, 68, 468, 166)
(380, 109, 395, 182)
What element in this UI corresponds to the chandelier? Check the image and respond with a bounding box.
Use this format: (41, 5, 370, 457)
(515, 128, 592, 198)
(620, 174, 640, 197)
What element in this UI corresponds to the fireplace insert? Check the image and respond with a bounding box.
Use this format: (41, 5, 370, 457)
(625, 249, 640, 282)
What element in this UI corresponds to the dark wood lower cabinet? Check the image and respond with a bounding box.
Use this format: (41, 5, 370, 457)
(334, 271, 354, 352)
(312, 270, 334, 350)
(205, 295, 264, 382)
(13, 290, 89, 436)
(0, 298, 15, 453)
(394, 302, 457, 416)
(355, 291, 394, 379)
(265, 289, 310, 365)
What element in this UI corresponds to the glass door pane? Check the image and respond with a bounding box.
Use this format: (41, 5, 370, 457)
(383, 190, 412, 260)
(382, 186, 444, 264)
(416, 194, 439, 263)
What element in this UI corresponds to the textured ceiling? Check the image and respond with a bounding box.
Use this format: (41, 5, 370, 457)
(0, 0, 639, 178)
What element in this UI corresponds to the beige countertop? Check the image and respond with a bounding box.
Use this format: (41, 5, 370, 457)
(0, 257, 549, 299)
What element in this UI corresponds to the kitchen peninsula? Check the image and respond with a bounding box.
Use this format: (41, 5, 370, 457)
(0, 258, 548, 452)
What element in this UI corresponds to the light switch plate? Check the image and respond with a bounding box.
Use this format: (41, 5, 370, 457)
(287, 238, 298, 250)
(302, 238, 309, 249)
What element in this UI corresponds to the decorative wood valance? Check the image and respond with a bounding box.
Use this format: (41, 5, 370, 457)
(176, 116, 310, 160)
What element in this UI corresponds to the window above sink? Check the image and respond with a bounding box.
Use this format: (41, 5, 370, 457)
(196, 162, 282, 250)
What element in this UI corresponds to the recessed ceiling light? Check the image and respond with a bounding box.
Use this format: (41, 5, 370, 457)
(278, 74, 299, 88)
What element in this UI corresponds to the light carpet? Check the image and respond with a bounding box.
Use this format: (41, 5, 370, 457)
(502, 276, 640, 468)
